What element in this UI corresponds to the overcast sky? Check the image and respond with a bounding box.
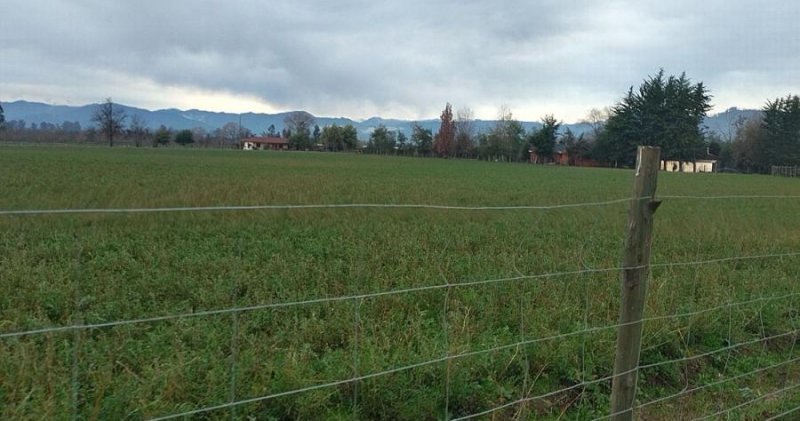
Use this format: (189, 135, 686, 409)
(2, 1, 798, 122)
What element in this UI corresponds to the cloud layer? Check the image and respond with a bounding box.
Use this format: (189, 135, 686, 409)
(2, 1, 798, 121)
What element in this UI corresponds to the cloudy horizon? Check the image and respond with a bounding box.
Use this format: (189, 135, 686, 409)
(2, 1, 798, 122)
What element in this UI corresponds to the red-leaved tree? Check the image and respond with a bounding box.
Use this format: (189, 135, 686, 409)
(434, 103, 455, 157)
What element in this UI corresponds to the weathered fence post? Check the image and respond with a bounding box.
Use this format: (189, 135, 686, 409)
(610, 146, 661, 420)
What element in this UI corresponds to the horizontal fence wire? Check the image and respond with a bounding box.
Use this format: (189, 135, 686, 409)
(2, 194, 800, 217)
(4, 195, 800, 419)
(766, 404, 800, 421)
(692, 382, 800, 420)
(0, 198, 635, 216)
(595, 356, 800, 420)
(453, 329, 799, 421)
(2, 251, 799, 340)
(146, 300, 799, 420)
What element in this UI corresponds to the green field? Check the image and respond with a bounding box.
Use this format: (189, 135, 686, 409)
(1, 146, 799, 420)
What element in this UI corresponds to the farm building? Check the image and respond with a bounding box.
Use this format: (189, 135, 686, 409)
(661, 152, 718, 173)
(530, 144, 569, 165)
(241, 136, 289, 151)
(529, 144, 599, 167)
(661, 159, 717, 173)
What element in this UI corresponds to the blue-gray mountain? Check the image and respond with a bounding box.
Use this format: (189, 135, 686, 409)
(3, 100, 758, 140)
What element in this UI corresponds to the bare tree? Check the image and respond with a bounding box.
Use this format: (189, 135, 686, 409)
(580, 107, 612, 140)
(283, 111, 315, 150)
(455, 106, 475, 158)
(283, 111, 315, 137)
(91, 98, 127, 147)
(220, 122, 240, 147)
(127, 114, 149, 147)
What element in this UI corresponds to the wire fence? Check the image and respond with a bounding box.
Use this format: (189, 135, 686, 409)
(2, 192, 800, 419)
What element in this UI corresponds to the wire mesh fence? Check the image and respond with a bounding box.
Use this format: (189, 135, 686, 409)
(2, 169, 800, 418)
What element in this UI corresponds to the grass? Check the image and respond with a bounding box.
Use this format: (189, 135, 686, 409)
(1, 146, 799, 420)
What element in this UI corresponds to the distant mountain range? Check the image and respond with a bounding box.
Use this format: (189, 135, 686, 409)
(2, 100, 761, 140)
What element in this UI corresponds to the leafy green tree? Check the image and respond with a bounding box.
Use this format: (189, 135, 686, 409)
(342, 124, 358, 150)
(762, 94, 800, 166)
(320, 124, 358, 151)
(266, 124, 277, 137)
(595, 70, 711, 168)
(367, 125, 396, 154)
(0, 102, 5, 131)
(313, 124, 321, 145)
(153, 125, 171, 147)
(481, 107, 525, 162)
(396, 131, 408, 154)
(528, 115, 560, 163)
(174, 129, 194, 146)
(411, 123, 433, 156)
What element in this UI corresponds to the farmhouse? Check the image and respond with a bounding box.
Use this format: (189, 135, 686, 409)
(530, 144, 569, 165)
(529, 144, 599, 166)
(241, 136, 289, 151)
(661, 151, 719, 173)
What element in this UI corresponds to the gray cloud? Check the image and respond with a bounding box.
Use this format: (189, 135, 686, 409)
(1, 0, 798, 121)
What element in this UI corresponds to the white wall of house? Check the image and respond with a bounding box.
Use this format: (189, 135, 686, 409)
(662, 160, 716, 173)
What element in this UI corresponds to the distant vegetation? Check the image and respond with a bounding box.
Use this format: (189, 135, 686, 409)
(1, 70, 798, 173)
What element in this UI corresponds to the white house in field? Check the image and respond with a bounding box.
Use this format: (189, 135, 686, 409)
(661, 159, 717, 173)
(661, 148, 719, 173)
(241, 136, 289, 151)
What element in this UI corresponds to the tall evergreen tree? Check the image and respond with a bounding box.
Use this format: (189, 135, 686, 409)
(762, 95, 800, 166)
(528, 115, 560, 163)
(595, 70, 711, 168)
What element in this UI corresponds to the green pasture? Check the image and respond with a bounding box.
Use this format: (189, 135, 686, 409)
(1, 147, 799, 420)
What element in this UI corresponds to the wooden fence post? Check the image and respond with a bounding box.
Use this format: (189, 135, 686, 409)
(610, 146, 661, 420)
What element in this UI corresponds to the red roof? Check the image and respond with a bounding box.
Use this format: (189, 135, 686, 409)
(243, 136, 288, 145)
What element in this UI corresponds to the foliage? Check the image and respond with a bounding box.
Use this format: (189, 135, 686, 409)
(366, 124, 396, 154)
(0, 102, 5, 131)
(528, 115, 561, 163)
(434, 103, 455, 157)
(153, 125, 171, 147)
(761, 95, 800, 166)
(91, 98, 127, 147)
(562, 128, 592, 164)
(729, 95, 800, 173)
(396, 131, 409, 154)
(479, 107, 525, 162)
(454, 107, 475, 158)
(284, 112, 315, 150)
(410, 123, 433, 156)
(312, 124, 321, 144)
(174, 129, 194, 146)
(595, 70, 711, 168)
(319, 124, 358, 151)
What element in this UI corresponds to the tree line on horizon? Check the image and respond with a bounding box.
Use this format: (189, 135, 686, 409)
(0, 71, 798, 173)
